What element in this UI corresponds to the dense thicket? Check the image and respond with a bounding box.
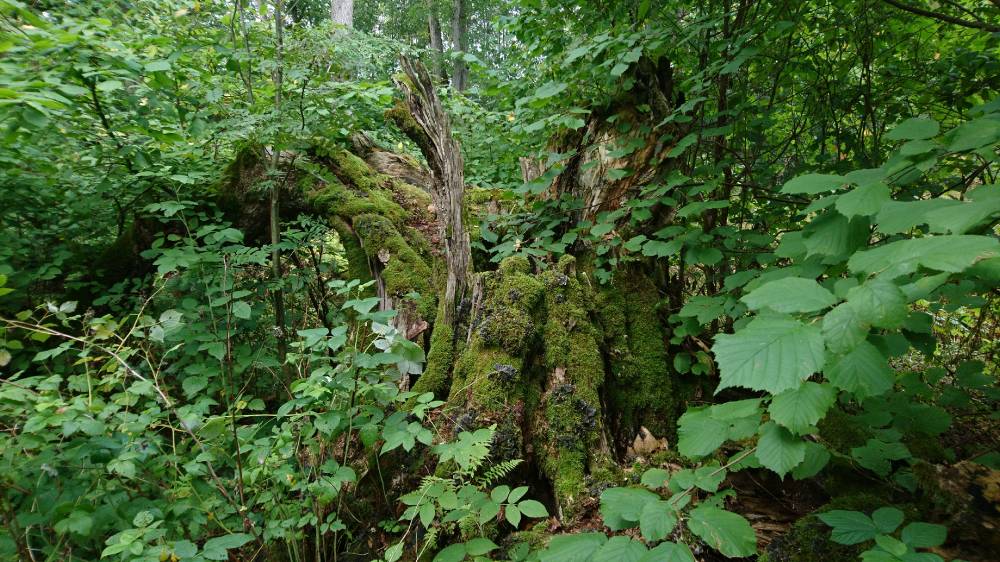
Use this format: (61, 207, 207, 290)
(1, 1, 999, 562)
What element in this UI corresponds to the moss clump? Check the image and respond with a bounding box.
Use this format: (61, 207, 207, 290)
(353, 213, 436, 319)
(597, 272, 676, 443)
(448, 256, 544, 419)
(410, 303, 456, 399)
(537, 255, 607, 516)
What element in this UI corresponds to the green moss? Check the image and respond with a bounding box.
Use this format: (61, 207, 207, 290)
(536, 255, 607, 516)
(352, 213, 435, 317)
(328, 218, 373, 287)
(386, 101, 434, 159)
(597, 272, 676, 442)
(817, 407, 872, 453)
(411, 304, 455, 399)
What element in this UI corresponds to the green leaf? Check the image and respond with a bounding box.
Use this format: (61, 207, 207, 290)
(825, 341, 894, 398)
(836, 183, 891, 218)
(742, 277, 836, 314)
(518, 499, 548, 518)
(923, 197, 1000, 234)
(822, 302, 869, 354)
(781, 173, 845, 195)
(97, 80, 123, 92)
(465, 538, 499, 556)
(948, 117, 1000, 152)
(677, 407, 728, 458)
(791, 442, 831, 480)
(712, 314, 825, 394)
(640, 468, 670, 489)
(535, 81, 568, 99)
(639, 542, 695, 562)
(900, 522, 947, 548)
(643, 239, 682, 258)
(769, 381, 836, 434)
(144, 60, 171, 72)
(756, 422, 807, 477)
(804, 213, 870, 261)
(506, 504, 522, 527)
(639, 500, 677, 542)
(872, 507, 905, 534)
(875, 199, 962, 235)
(848, 235, 1000, 278)
(686, 506, 757, 558)
(433, 543, 467, 562)
(600, 487, 659, 530)
(875, 534, 908, 556)
(593, 536, 647, 562)
(885, 117, 939, 141)
(202, 533, 254, 560)
(232, 301, 252, 319)
(817, 510, 878, 545)
(846, 279, 907, 329)
(539, 533, 607, 562)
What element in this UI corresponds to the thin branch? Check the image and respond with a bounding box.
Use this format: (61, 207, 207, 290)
(880, 0, 1000, 32)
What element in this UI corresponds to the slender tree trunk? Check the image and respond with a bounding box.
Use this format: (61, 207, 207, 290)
(331, 0, 353, 27)
(450, 0, 468, 91)
(427, 1, 448, 82)
(271, 0, 289, 370)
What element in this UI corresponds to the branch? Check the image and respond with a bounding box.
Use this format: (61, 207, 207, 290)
(880, 0, 1000, 32)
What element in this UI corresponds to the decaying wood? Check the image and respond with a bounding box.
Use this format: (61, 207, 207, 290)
(392, 56, 472, 326)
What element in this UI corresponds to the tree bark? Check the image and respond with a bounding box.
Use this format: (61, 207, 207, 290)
(392, 56, 471, 327)
(331, 0, 353, 27)
(427, 1, 448, 83)
(450, 0, 468, 91)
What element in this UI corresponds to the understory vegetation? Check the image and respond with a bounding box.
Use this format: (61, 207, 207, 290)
(1, 1, 999, 561)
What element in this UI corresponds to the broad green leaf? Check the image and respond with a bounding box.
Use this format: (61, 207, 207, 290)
(686, 506, 757, 558)
(791, 442, 831, 480)
(875, 199, 962, 235)
(640, 468, 670, 489)
(875, 534, 908, 556)
(433, 543, 466, 562)
(848, 235, 1000, 278)
(539, 533, 607, 562)
(677, 407, 727, 458)
(804, 213, 870, 261)
(144, 60, 171, 72)
(202, 534, 254, 560)
(643, 239, 682, 258)
(836, 183, 890, 218)
(600, 487, 659, 530)
(756, 422, 807, 477)
(782, 173, 845, 195)
(900, 522, 947, 548)
(825, 341, 893, 398)
(769, 382, 836, 434)
(947, 117, 1000, 152)
(885, 117, 939, 141)
(872, 507, 904, 534)
(593, 536, 647, 562)
(713, 315, 825, 394)
(923, 197, 1000, 234)
(535, 81, 568, 99)
(232, 301, 251, 319)
(518, 500, 548, 518)
(639, 500, 677, 542)
(639, 542, 695, 562)
(465, 538, 499, 556)
(822, 301, 869, 354)
(742, 277, 836, 314)
(817, 510, 878, 545)
(850, 439, 911, 476)
(846, 279, 907, 329)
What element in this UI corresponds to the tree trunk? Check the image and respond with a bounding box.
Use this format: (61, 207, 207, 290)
(450, 0, 468, 91)
(331, 0, 353, 27)
(427, 1, 448, 83)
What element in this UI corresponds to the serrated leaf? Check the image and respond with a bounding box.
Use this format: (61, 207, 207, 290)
(817, 510, 878, 545)
(836, 183, 890, 218)
(713, 315, 825, 395)
(686, 506, 757, 558)
(506, 504, 522, 527)
(639, 500, 677, 542)
(640, 468, 670, 489)
(639, 542, 695, 562)
(791, 441, 831, 480)
(600, 487, 659, 530)
(822, 301, 869, 354)
(875, 199, 962, 235)
(782, 173, 845, 195)
(539, 533, 607, 562)
(848, 235, 1000, 278)
(677, 407, 728, 458)
(742, 277, 836, 314)
(846, 279, 907, 329)
(825, 341, 894, 398)
(756, 422, 807, 478)
(769, 381, 836, 434)
(593, 536, 647, 562)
